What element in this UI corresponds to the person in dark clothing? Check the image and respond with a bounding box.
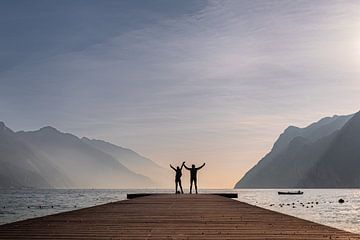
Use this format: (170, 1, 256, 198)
(170, 162, 185, 194)
(184, 163, 205, 194)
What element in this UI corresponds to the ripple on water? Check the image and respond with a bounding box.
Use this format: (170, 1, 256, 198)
(0, 189, 359, 234)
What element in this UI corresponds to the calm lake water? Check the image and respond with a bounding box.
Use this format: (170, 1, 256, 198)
(0, 189, 359, 234)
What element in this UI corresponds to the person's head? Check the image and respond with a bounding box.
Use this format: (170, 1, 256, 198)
(177, 166, 180, 170)
(192, 164, 195, 168)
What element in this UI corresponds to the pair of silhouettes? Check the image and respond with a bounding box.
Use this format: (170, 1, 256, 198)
(170, 162, 205, 194)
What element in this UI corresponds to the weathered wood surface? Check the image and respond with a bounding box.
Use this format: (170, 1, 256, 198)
(0, 194, 359, 239)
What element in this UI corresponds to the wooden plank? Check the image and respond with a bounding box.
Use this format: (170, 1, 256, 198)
(0, 194, 359, 239)
(127, 193, 238, 199)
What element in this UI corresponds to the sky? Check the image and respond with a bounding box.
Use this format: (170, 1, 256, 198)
(1, 0, 360, 188)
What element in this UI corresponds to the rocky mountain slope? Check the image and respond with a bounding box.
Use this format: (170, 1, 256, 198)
(0, 123, 158, 188)
(235, 112, 358, 188)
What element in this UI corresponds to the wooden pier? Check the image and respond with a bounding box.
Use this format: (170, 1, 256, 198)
(126, 193, 238, 199)
(0, 194, 359, 239)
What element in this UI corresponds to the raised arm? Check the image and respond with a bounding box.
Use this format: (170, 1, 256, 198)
(170, 164, 176, 171)
(184, 163, 191, 170)
(197, 163, 206, 170)
(180, 161, 185, 170)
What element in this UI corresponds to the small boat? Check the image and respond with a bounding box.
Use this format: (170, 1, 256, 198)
(278, 191, 303, 195)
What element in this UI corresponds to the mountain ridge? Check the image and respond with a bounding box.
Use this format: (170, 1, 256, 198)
(235, 112, 358, 188)
(0, 124, 72, 188)
(82, 137, 170, 187)
(0, 123, 162, 189)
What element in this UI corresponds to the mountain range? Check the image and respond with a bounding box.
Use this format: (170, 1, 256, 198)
(0, 122, 168, 189)
(235, 111, 360, 188)
(3, 110, 359, 189)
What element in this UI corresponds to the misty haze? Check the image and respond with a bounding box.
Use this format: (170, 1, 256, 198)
(0, 0, 360, 238)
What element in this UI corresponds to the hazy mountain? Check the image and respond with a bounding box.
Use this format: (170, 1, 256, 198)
(0, 122, 72, 188)
(235, 112, 356, 188)
(301, 112, 360, 187)
(16, 127, 153, 189)
(82, 138, 171, 187)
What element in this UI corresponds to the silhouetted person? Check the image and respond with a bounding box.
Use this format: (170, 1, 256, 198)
(184, 163, 205, 194)
(170, 162, 185, 194)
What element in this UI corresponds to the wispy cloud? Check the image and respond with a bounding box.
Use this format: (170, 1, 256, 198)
(1, 0, 360, 187)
